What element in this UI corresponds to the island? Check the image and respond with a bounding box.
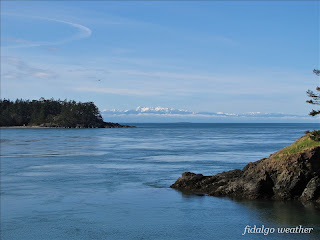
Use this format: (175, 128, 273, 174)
(0, 98, 134, 128)
(171, 130, 320, 202)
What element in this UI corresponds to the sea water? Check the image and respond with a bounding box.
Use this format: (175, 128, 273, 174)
(1, 123, 320, 240)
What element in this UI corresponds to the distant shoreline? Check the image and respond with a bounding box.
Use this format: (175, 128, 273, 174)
(0, 126, 86, 129)
(0, 125, 135, 129)
(0, 99, 136, 128)
(0, 126, 51, 129)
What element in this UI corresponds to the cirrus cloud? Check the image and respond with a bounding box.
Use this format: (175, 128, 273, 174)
(2, 14, 92, 48)
(1, 56, 57, 79)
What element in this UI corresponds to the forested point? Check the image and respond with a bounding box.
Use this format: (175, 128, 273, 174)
(0, 98, 132, 128)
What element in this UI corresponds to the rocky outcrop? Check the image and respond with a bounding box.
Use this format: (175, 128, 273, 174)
(171, 130, 320, 202)
(104, 122, 135, 128)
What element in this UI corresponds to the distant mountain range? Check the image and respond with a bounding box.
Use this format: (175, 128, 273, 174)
(99, 106, 320, 123)
(102, 106, 195, 115)
(101, 106, 313, 120)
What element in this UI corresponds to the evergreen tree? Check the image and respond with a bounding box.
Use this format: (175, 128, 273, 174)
(306, 69, 320, 116)
(0, 98, 107, 127)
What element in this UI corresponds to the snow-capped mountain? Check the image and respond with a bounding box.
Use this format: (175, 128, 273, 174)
(102, 106, 195, 115)
(101, 106, 315, 121)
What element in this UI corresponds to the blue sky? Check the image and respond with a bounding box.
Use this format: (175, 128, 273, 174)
(1, 1, 319, 122)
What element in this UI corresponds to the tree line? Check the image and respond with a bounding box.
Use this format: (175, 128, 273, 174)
(0, 98, 107, 128)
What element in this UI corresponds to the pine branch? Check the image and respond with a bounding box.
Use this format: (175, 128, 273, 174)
(313, 69, 320, 76)
(309, 110, 320, 116)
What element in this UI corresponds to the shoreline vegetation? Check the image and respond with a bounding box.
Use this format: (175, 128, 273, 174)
(0, 98, 134, 128)
(171, 130, 320, 203)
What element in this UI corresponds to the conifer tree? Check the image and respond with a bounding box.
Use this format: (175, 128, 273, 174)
(306, 69, 320, 116)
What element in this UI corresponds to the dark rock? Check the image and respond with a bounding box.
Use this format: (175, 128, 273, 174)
(171, 143, 320, 202)
(103, 122, 135, 128)
(301, 176, 320, 202)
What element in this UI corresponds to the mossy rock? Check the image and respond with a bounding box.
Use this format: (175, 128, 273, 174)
(171, 130, 320, 202)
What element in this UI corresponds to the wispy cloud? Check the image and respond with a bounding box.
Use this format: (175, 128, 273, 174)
(109, 69, 221, 82)
(71, 64, 309, 98)
(2, 14, 92, 48)
(1, 56, 57, 80)
(74, 84, 220, 97)
(74, 86, 160, 97)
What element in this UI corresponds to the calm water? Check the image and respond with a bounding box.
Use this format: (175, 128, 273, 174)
(1, 123, 320, 240)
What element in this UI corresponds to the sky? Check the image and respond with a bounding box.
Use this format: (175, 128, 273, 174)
(1, 1, 320, 122)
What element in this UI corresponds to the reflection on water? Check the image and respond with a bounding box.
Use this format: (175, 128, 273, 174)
(233, 199, 320, 239)
(236, 200, 320, 226)
(1, 123, 320, 240)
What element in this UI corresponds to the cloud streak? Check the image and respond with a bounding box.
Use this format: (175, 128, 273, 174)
(109, 69, 221, 82)
(2, 14, 92, 48)
(74, 86, 160, 96)
(1, 56, 57, 80)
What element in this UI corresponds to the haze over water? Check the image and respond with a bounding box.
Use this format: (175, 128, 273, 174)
(1, 123, 320, 240)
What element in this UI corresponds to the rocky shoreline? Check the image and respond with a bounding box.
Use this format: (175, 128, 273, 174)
(171, 130, 320, 202)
